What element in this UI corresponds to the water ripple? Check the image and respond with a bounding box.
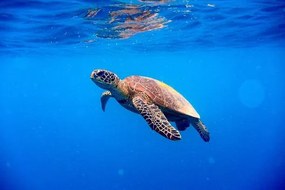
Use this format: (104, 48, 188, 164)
(0, 0, 284, 54)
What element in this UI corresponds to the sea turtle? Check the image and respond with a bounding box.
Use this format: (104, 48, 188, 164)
(90, 69, 210, 141)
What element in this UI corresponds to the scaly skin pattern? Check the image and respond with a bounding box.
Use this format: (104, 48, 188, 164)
(132, 94, 181, 140)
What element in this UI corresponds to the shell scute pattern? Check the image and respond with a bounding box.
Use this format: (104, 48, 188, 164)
(121, 76, 200, 118)
(124, 76, 183, 113)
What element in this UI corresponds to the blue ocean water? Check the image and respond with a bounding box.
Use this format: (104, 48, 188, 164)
(0, 0, 285, 190)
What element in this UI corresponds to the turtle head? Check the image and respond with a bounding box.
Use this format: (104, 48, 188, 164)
(90, 69, 120, 89)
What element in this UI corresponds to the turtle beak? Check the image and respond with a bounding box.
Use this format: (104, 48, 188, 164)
(90, 71, 96, 79)
(90, 70, 101, 80)
(90, 69, 104, 79)
(90, 69, 106, 83)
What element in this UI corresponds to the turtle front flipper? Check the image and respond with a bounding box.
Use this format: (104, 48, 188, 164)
(191, 119, 210, 142)
(101, 91, 112, 111)
(132, 94, 181, 141)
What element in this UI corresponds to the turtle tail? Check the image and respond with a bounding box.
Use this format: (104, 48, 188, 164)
(192, 119, 210, 142)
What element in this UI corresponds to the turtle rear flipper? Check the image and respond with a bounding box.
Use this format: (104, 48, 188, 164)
(101, 91, 112, 111)
(132, 94, 181, 141)
(192, 119, 210, 142)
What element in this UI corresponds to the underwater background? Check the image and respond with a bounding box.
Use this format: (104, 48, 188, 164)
(0, 0, 285, 190)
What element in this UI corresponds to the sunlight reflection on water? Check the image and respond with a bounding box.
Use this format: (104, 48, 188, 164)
(238, 79, 265, 108)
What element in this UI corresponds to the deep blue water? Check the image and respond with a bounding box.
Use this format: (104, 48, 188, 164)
(0, 0, 285, 190)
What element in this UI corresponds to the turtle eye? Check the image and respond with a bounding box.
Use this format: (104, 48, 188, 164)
(96, 70, 104, 77)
